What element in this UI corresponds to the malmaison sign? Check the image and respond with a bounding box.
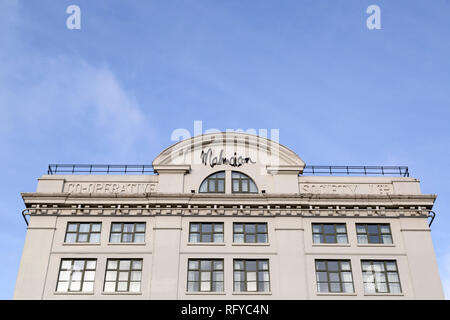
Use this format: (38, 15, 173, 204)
(200, 148, 256, 168)
(64, 182, 157, 194)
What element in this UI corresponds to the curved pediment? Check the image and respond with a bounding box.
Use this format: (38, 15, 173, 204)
(153, 132, 305, 174)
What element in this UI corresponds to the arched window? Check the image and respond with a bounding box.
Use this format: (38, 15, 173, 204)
(232, 172, 258, 193)
(199, 171, 225, 193)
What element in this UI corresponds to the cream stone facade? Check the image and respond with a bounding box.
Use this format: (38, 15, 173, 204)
(14, 132, 444, 299)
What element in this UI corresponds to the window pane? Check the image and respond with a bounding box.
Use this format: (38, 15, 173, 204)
(367, 225, 379, 234)
(246, 235, 256, 243)
(69, 281, 81, 291)
(234, 271, 244, 282)
(200, 260, 211, 270)
(356, 225, 366, 233)
(246, 261, 257, 271)
(369, 235, 380, 243)
(122, 234, 133, 242)
(389, 283, 402, 293)
(386, 262, 397, 271)
(233, 180, 239, 192)
(234, 260, 244, 270)
(317, 282, 328, 293)
(335, 224, 346, 233)
(130, 271, 141, 281)
(247, 282, 257, 291)
(373, 262, 385, 272)
(130, 282, 141, 292)
(213, 260, 223, 270)
(89, 233, 100, 243)
(65, 233, 77, 243)
(202, 224, 212, 233)
(84, 271, 95, 281)
(107, 260, 118, 269)
(340, 261, 351, 271)
(234, 282, 244, 292)
(316, 272, 327, 282)
(104, 282, 115, 292)
(135, 223, 145, 232)
(110, 233, 121, 243)
(245, 224, 256, 233)
(105, 271, 117, 281)
(111, 224, 122, 232)
(234, 234, 244, 243)
(341, 272, 353, 282)
(132, 260, 142, 270)
(189, 260, 199, 270)
(330, 283, 341, 292)
(315, 261, 326, 271)
(82, 282, 94, 292)
(325, 235, 336, 243)
(187, 282, 197, 292)
(57, 282, 69, 292)
(380, 225, 391, 233)
(327, 261, 339, 271)
(258, 260, 269, 270)
(241, 180, 248, 192)
(329, 272, 340, 282)
(337, 234, 348, 244)
(212, 271, 223, 282)
(200, 282, 211, 291)
(73, 260, 85, 270)
(313, 234, 323, 244)
(199, 182, 207, 192)
(202, 234, 212, 242)
(78, 234, 88, 242)
(91, 223, 101, 232)
(214, 224, 223, 232)
(190, 223, 199, 232)
(258, 282, 270, 292)
(189, 234, 200, 243)
(212, 282, 224, 292)
(117, 282, 128, 291)
(312, 225, 322, 233)
(376, 282, 388, 293)
(118, 272, 129, 281)
(188, 271, 198, 281)
(213, 234, 224, 242)
(134, 233, 145, 243)
(234, 224, 243, 232)
(382, 235, 393, 244)
(247, 272, 257, 282)
(387, 272, 399, 283)
(323, 224, 334, 234)
(257, 224, 267, 233)
(123, 224, 134, 233)
(249, 181, 257, 192)
(364, 282, 376, 294)
(67, 223, 78, 232)
(343, 283, 354, 293)
(217, 180, 224, 192)
(119, 260, 131, 270)
(200, 272, 211, 281)
(357, 235, 368, 244)
(58, 271, 70, 281)
(79, 224, 90, 232)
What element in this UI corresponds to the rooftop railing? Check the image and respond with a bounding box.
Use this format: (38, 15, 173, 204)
(47, 164, 155, 175)
(47, 164, 409, 177)
(302, 165, 409, 177)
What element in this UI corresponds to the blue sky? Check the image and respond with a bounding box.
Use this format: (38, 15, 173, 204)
(0, 0, 449, 299)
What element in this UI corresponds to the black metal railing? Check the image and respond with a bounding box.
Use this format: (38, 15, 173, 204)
(48, 164, 155, 175)
(47, 164, 409, 177)
(302, 165, 409, 177)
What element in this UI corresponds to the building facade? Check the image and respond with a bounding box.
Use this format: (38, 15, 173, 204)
(14, 132, 444, 299)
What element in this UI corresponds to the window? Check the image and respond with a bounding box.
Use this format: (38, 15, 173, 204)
(233, 223, 268, 243)
(65, 222, 101, 243)
(104, 259, 142, 293)
(234, 259, 270, 292)
(189, 223, 224, 243)
(109, 223, 146, 243)
(199, 171, 225, 193)
(356, 224, 393, 244)
(56, 259, 96, 292)
(187, 259, 224, 292)
(232, 172, 258, 193)
(361, 260, 401, 294)
(312, 223, 348, 244)
(315, 260, 354, 293)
